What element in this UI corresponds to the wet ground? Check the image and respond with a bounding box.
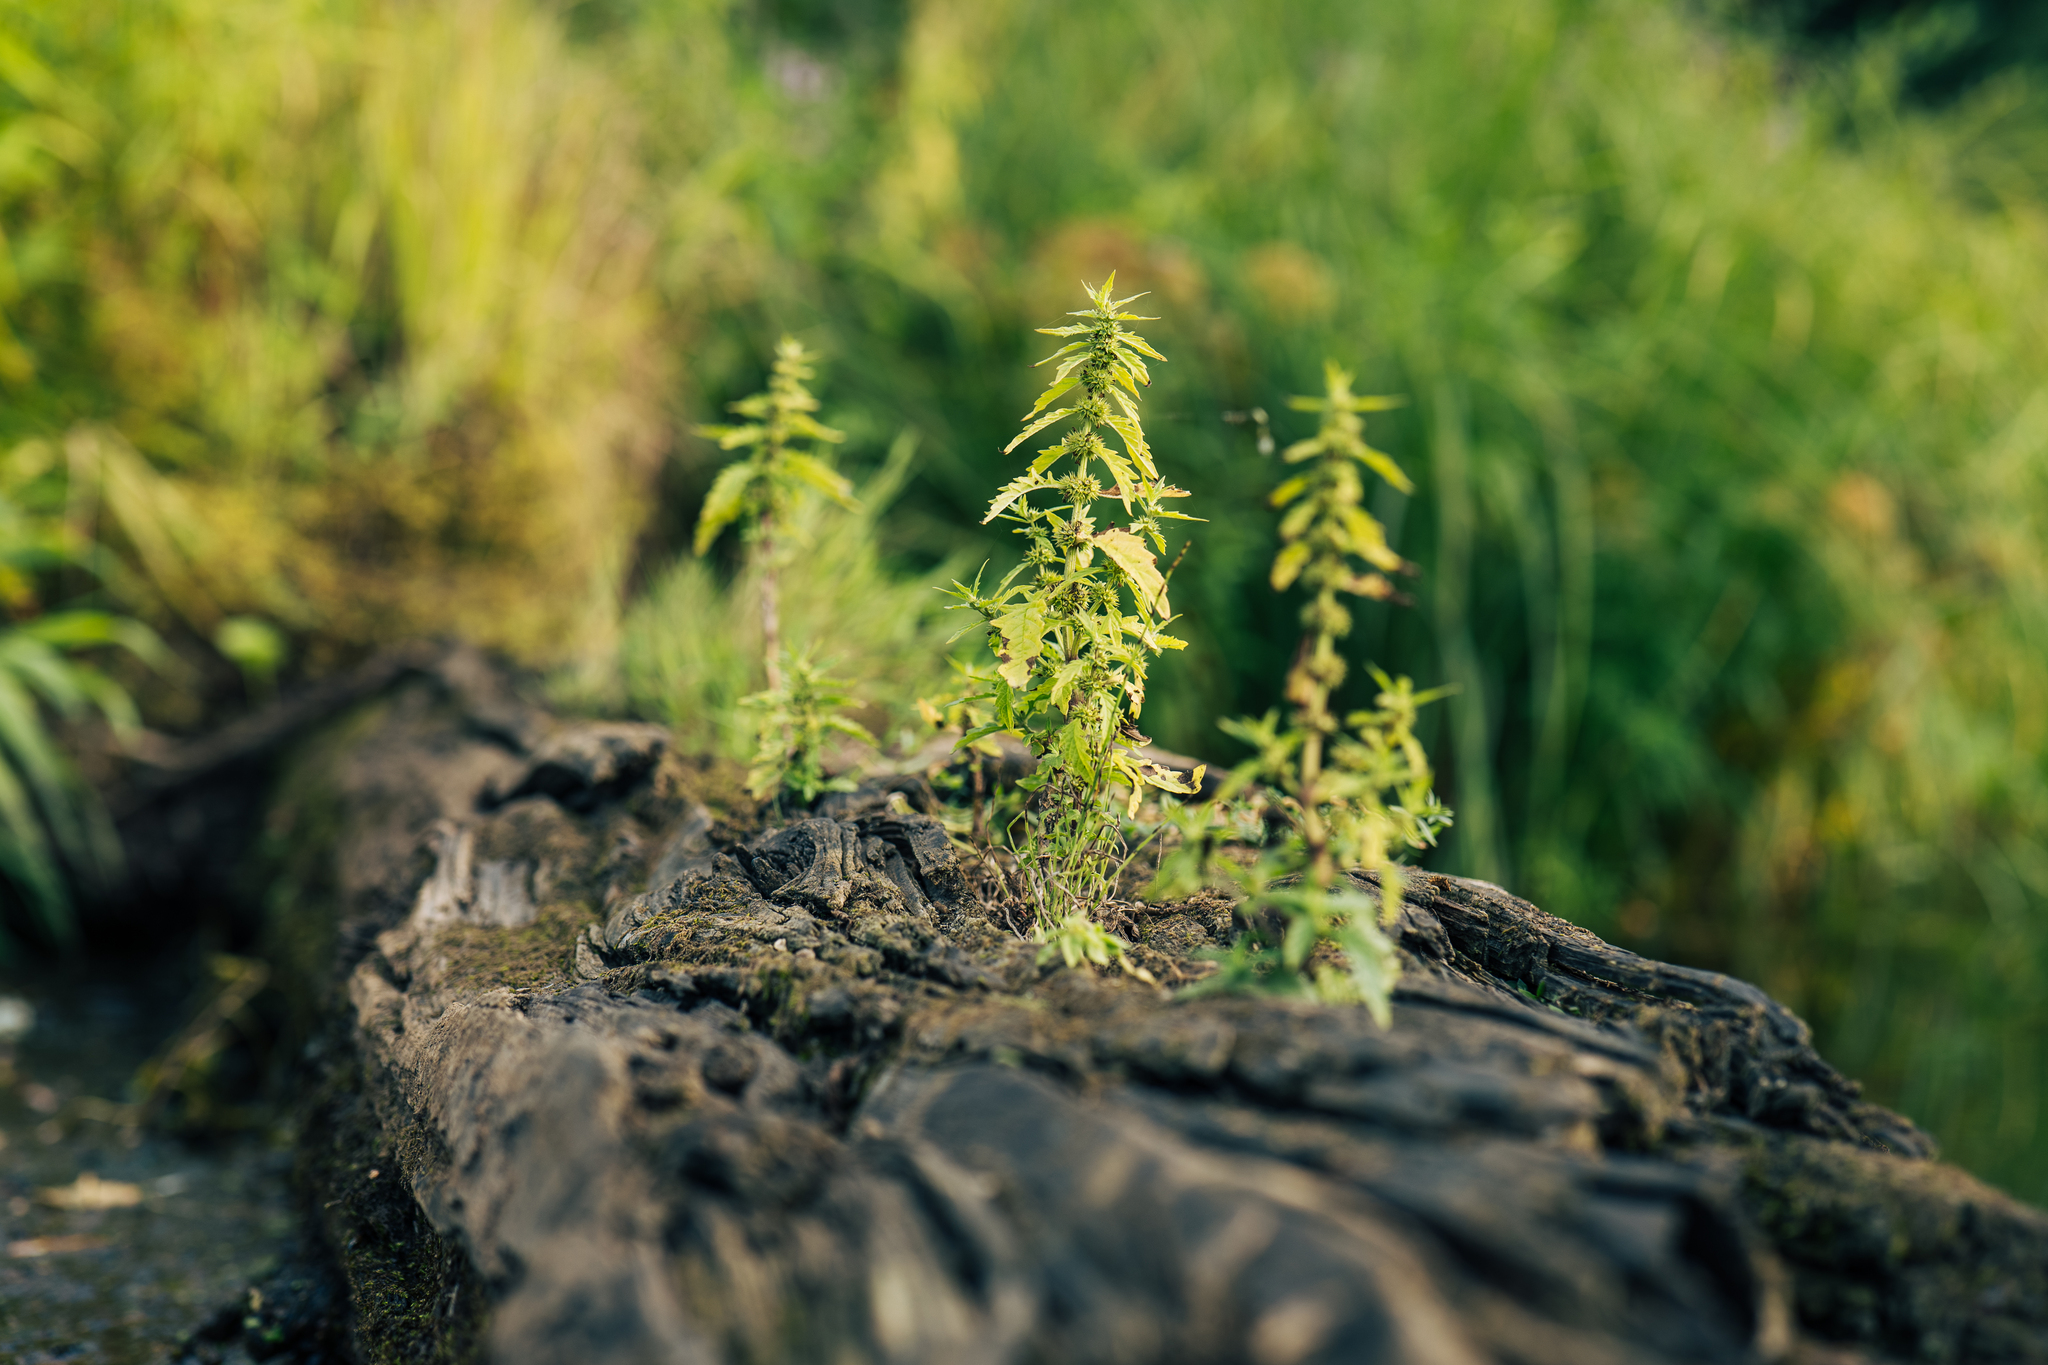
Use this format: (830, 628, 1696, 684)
(0, 958, 296, 1365)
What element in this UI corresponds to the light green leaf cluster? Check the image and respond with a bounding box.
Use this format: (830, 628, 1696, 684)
(624, 434, 959, 766)
(947, 278, 1203, 931)
(691, 337, 872, 807)
(738, 650, 875, 808)
(694, 337, 856, 557)
(1154, 365, 1450, 1022)
(1177, 874, 1405, 1026)
(1268, 363, 1412, 599)
(1038, 912, 1158, 985)
(1215, 670, 1451, 883)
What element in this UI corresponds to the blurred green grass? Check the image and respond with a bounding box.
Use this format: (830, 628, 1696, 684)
(5, 0, 2048, 1198)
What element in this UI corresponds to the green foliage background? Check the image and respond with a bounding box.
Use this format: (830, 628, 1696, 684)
(6, 0, 2048, 1197)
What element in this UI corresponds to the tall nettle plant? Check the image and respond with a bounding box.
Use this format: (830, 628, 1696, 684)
(950, 278, 1203, 957)
(694, 338, 872, 806)
(694, 337, 858, 692)
(1156, 362, 1451, 1023)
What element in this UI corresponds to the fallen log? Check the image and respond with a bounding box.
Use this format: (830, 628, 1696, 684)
(247, 657, 2047, 1365)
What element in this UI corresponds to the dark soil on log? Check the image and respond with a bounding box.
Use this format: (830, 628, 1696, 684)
(172, 652, 2048, 1363)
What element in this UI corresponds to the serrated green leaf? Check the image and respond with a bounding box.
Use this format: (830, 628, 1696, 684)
(1057, 716, 1094, 781)
(1003, 406, 1077, 455)
(959, 718, 1013, 748)
(693, 462, 757, 554)
(1102, 416, 1157, 478)
(992, 600, 1048, 688)
(1026, 375, 1081, 416)
(983, 473, 1047, 524)
(1351, 444, 1415, 495)
(1094, 528, 1168, 616)
(1096, 447, 1136, 500)
(783, 452, 858, 509)
(1048, 657, 1088, 712)
(786, 416, 846, 447)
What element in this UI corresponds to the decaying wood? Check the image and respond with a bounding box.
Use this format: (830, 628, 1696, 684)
(256, 659, 2047, 1365)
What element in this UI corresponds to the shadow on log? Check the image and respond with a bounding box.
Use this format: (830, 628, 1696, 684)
(237, 652, 2046, 1365)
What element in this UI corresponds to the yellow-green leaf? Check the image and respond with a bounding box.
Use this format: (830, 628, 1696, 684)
(1102, 415, 1157, 478)
(1094, 527, 1168, 616)
(1270, 540, 1311, 590)
(992, 601, 1048, 688)
(784, 452, 858, 509)
(1027, 375, 1081, 416)
(1269, 475, 1311, 508)
(1341, 507, 1403, 569)
(1351, 444, 1415, 495)
(1004, 406, 1077, 455)
(693, 462, 757, 555)
(1278, 497, 1316, 541)
(983, 473, 1046, 524)
(1049, 657, 1089, 712)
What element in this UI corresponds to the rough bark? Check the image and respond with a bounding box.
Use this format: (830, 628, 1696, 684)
(262, 657, 2048, 1365)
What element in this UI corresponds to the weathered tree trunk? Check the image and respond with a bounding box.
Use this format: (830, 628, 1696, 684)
(257, 655, 2047, 1365)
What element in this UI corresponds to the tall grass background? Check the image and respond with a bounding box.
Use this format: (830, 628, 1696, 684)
(4, 0, 2047, 1198)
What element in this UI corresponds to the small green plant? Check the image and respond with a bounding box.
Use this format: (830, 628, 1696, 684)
(694, 338, 876, 806)
(739, 650, 875, 808)
(1155, 362, 1450, 1024)
(694, 337, 859, 692)
(624, 432, 962, 766)
(948, 276, 1203, 957)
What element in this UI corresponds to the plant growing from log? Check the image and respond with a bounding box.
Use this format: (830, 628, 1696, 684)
(949, 277, 1203, 954)
(694, 338, 871, 806)
(1155, 362, 1450, 1024)
(739, 649, 874, 808)
(694, 337, 858, 693)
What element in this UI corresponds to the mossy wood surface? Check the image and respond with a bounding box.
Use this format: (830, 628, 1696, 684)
(267, 659, 2048, 1365)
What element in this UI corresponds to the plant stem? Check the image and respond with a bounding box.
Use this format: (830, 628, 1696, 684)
(1300, 725, 1333, 891)
(971, 752, 988, 846)
(759, 518, 783, 692)
(1291, 625, 1339, 892)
